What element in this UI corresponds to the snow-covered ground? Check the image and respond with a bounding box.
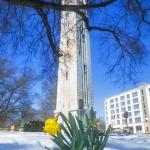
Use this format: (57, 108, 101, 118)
(0, 131, 58, 150)
(0, 131, 150, 150)
(106, 135, 150, 150)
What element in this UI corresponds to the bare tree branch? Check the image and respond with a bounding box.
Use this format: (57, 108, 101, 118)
(4, 0, 117, 10)
(35, 7, 59, 55)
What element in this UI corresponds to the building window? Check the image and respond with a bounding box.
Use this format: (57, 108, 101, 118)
(110, 99, 114, 104)
(120, 96, 125, 101)
(111, 120, 115, 126)
(144, 110, 146, 113)
(132, 92, 138, 97)
(110, 104, 114, 109)
(126, 94, 130, 99)
(117, 120, 120, 125)
(105, 106, 107, 110)
(105, 101, 107, 105)
(135, 117, 141, 123)
(127, 100, 130, 105)
(111, 115, 115, 120)
(128, 106, 131, 111)
(110, 110, 115, 114)
(128, 112, 132, 117)
(128, 127, 133, 133)
(116, 109, 119, 113)
(115, 98, 118, 102)
(133, 98, 138, 103)
(134, 104, 139, 109)
(122, 119, 126, 125)
(142, 96, 144, 101)
(136, 125, 142, 132)
(121, 101, 125, 106)
(106, 117, 108, 121)
(129, 118, 132, 124)
(134, 111, 140, 116)
(121, 107, 126, 112)
(149, 88, 150, 92)
(141, 90, 144, 95)
(117, 114, 120, 119)
(116, 103, 119, 107)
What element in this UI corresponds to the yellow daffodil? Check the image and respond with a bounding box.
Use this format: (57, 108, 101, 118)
(44, 118, 60, 135)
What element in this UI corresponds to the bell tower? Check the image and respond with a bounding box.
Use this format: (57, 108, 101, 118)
(55, 0, 93, 118)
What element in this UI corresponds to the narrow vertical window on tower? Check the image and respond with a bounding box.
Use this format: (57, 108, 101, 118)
(84, 64, 87, 73)
(66, 71, 68, 80)
(78, 20, 82, 56)
(79, 36, 81, 55)
(82, 33, 85, 43)
(79, 48, 81, 56)
(67, 38, 69, 48)
(80, 21, 84, 33)
(79, 99, 84, 109)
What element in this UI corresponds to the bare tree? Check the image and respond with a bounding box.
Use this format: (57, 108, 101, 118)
(0, 0, 150, 83)
(0, 99, 36, 127)
(38, 78, 57, 120)
(0, 57, 35, 115)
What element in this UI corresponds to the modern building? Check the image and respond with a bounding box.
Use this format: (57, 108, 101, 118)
(104, 83, 150, 134)
(55, 0, 93, 119)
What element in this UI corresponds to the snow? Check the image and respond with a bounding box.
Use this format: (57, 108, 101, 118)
(105, 135, 150, 150)
(0, 131, 150, 150)
(0, 131, 59, 150)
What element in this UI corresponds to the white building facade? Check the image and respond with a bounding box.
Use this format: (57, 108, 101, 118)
(55, 0, 93, 119)
(104, 83, 150, 134)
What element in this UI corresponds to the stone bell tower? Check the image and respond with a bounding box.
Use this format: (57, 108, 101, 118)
(55, 0, 93, 118)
